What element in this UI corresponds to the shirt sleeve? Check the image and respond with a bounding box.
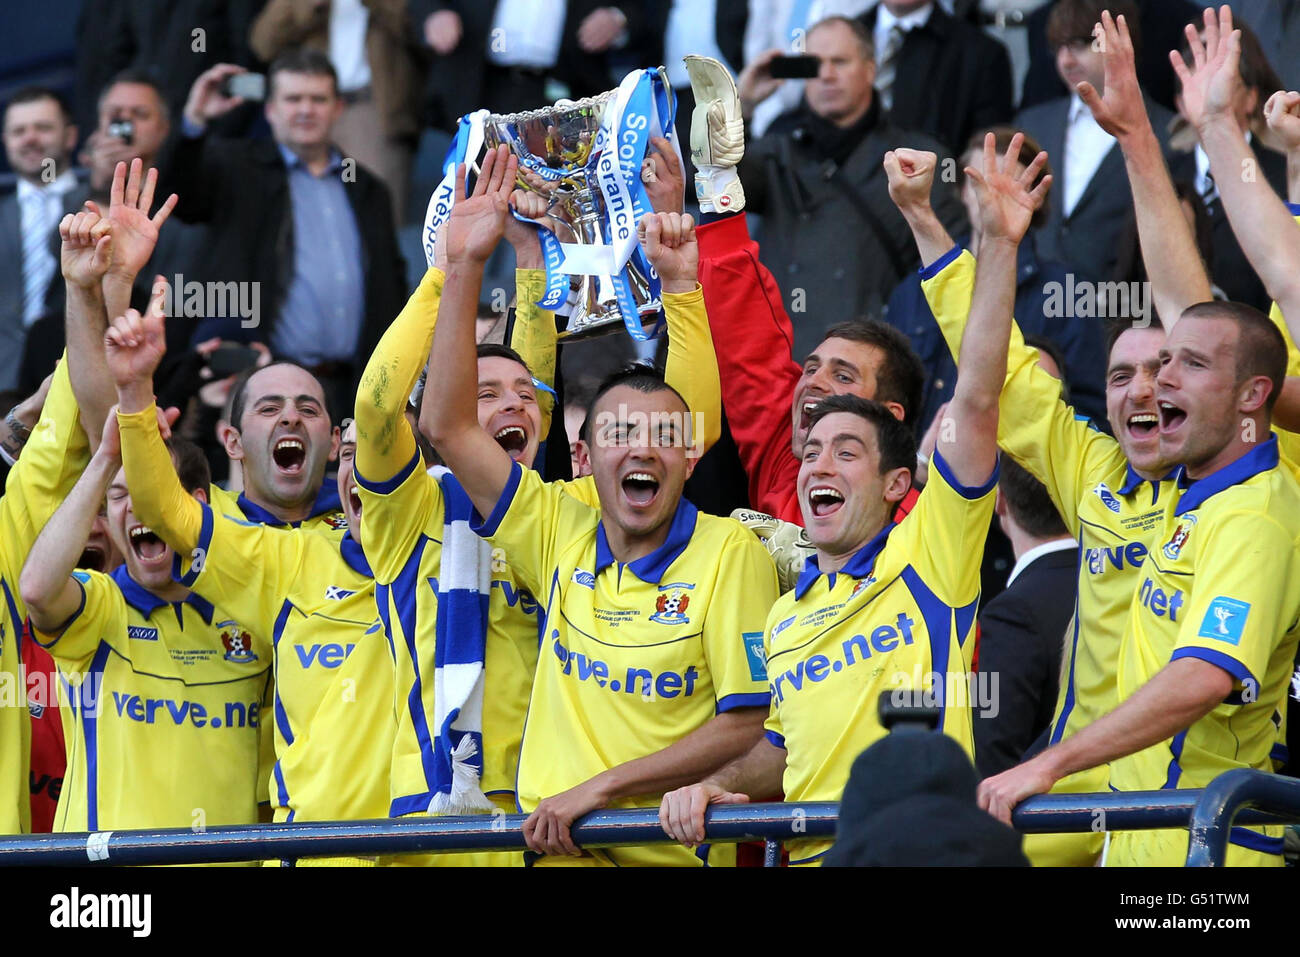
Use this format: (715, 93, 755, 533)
(354, 267, 444, 484)
(0, 357, 90, 566)
(761, 603, 787, 749)
(31, 570, 120, 669)
(663, 284, 722, 456)
(920, 246, 1126, 532)
(510, 268, 558, 433)
(1169, 509, 1299, 698)
(355, 451, 444, 585)
(702, 532, 779, 714)
(892, 447, 999, 609)
(471, 461, 597, 595)
(118, 404, 204, 553)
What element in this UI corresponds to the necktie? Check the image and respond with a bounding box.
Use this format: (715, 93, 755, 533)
(876, 25, 905, 112)
(20, 189, 58, 326)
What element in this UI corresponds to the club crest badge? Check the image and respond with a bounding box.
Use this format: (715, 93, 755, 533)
(650, 583, 695, 625)
(219, 621, 258, 663)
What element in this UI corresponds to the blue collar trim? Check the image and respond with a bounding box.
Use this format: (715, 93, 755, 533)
(794, 521, 895, 601)
(339, 531, 372, 578)
(1118, 462, 1182, 496)
(1175, 434, 1279, 515)
(236, 484, 342, 528)
(594, 497, 699, 585)
(110, 564, 214, 623)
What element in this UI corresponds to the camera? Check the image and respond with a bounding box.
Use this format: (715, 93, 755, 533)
(107, 119, 135, 145)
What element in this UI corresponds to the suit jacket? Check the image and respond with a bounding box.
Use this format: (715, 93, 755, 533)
(858, 3, 1014, 155)
(0, 175, 91, 394)
(974, 544, 1077, 779)
(640, 0, 748, 75)
(410, 0, 639, 128)
(154, 131, 405, 378)
(1016, 95, 1174, 283)
(1168, 143, 1290, 314)
(742, 103, 968, 360)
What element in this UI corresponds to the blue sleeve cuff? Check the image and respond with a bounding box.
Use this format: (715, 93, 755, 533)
(919, 244, 963, 281)
(172, 503, 215, 588)
(931, 448, 1000, 499)
(716, 691, 771, 713)
(470, 460, 523, 538)
(1287, 202, 1300, 217)
(764, 730, 787, 750)
(1170, 646, 1259, 701)
(354, 452, 420, 496)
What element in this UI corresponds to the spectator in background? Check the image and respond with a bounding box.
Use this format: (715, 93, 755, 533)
(74, 0, 267, 138)
(885, 127, 1107, 430)
(1225, 1, 1300, 92)
(157, 51, 405, 422)
(1015, 0, 1174, 285)
(0, 88, 87, 397)
(974, 456, 1076, 778)
(1019, 0, 1199, 114)
(21, 73, 214, 398)
(855, 0, 1014, 155)
(737, 15, 966, 360)
(743, 0, 872, 137)
(250, 0, 425, 222)
(1167, 21, 1287, 313)
(410, 1, 645, 129)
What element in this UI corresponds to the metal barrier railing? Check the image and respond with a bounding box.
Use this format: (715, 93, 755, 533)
(1, 771, 1297, 866)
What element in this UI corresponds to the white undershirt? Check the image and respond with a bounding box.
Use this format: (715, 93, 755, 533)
(489, 0, 566, 69)
(1062, 94, 1115, 216)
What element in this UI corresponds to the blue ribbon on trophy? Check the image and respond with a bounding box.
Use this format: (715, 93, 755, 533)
(424, 69, 680, 341)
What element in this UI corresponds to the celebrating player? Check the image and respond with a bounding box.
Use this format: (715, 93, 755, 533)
(105, 297, 394, 860)
(659, 131, 1042, 865)
(418, 145, 777, 866)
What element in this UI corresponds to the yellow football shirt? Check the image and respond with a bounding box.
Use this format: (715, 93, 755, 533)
(206, 483, 350, 542)
(764, 450, 994, 865)
(118, 406, 392, 828)
(474, 461, 777, 866)
(0, 358, 87, 834)
(1106, 435, 1300, 866)
(34, 566, 271, 834)
(921, 247, 1182, 865)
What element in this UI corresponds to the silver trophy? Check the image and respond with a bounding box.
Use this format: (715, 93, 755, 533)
(483, 72, 671, 341)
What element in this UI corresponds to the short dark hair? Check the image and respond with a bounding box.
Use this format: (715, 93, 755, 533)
(963, 127, 1053, 231)
(1046, 0, 1141, 54)
(807, 393, 917, 476)
(1000, 457, 1068, 539)
(818, 321, 926, 426)
(581, 363, 690, 444)
(1104, 315, 1165, 359)
(477, 342, 531, 369)
(1022, 333, 1071, 403)
(97, 70, 170, 123)
(228, 361, 331, 430)
(806, 15, 874, 60)
(1178, 301, 1287, 412)
(268, 49, 339, 98)
(4, 85, 73, 125)
(168, 438, 212, 494)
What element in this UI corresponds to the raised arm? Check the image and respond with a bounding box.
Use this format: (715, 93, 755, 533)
(941, 133, 1052, 488)
(1079, 10, 1211, 327)
(19, 419, 119, 633)
(58, 201, 113, 452)
(1176, 7, 1300, 335)
(420, 146, 521, 520)
(885, 148, 959, 268)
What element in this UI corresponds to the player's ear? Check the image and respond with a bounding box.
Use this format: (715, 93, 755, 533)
(882, 401, 906, 423)
(191, 485, 209, 506)
(573, 439, 592, 477)
(220, 422, 243, 461)
(329, 425, 341, 462)
(881, 464, 912, 504)
(993, 489, 1008, 517)
(1237, 375, 1273, 415)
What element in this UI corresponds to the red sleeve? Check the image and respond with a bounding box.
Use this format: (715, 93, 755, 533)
(697, 213, 802, 517)
(22, 626, 65, 833)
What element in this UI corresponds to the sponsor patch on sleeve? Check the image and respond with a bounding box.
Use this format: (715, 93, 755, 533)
(1197, 597, 1250, 646)
(743, 632, 767, 681)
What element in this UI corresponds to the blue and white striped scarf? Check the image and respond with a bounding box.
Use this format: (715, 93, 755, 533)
(427, 466, 496, 814)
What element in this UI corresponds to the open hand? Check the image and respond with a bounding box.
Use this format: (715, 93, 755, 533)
(104, 158, 178, 283)
(964, 131, 1052, 245)
(445, 145, 519, 266)
(1077, 11, 1151, 141)
(1170, 5, 1244, 133)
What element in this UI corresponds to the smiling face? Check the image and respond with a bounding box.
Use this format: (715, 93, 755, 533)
(107, 460, 206, 593)
(227, 365, 338, 518)
(792, 337, 891, 457)
(587, 384, 695, 549)
(1106, 326, 1171, 476)
(337, 420, 361, 540)
(81, 507, 123, 574)
(798, 411, 909, 562)
(3, 96, 76, 181)
(477, 355, 542, 466)
(1154, 315, 1255, 475)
